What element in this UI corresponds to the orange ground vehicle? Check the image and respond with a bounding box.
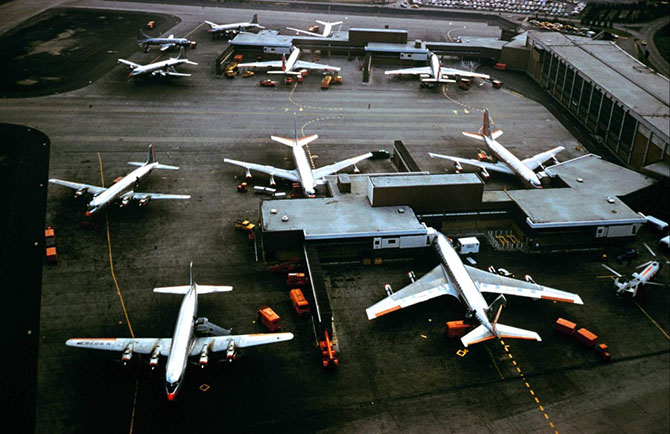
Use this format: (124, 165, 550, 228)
(287, 272, 307, 287)
(289, 289, 310, 315)
(258, 306, 281, 331)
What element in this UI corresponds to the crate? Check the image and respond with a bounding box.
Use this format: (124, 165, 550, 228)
(555, 318, 577, 336)
(445, 320, 472, 338)
(46, 247, 58, 264)
(494, 63, 507, 71)
(574, 328, 597, 347)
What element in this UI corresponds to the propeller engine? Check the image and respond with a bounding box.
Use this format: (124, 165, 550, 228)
(149, 345, 161, 369)
(225, 340, 237, 362)
(198, 344, 210, 368)
(121, 343, 134, 365)
(384, 283, 393, 297)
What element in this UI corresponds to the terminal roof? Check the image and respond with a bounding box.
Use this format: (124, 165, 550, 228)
(529, 31, 669, 140)
(509, 155, 654, 228)
(261, 196, 425, 240)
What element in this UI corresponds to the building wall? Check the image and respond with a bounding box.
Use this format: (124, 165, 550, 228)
(526, 36, 669, 172)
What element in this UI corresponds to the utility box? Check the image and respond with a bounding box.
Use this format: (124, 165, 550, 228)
(456, 237, 480, 254)
(444, 320, 473, 338)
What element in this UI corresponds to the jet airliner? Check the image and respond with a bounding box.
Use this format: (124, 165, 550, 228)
(385, 52, 490, 83)
(366, 228, 583, 347)
(224, 116, 371, 198)
(429, 109, 565, 188)
(286, 20, 343, 38)
(237, 47, 340, 76)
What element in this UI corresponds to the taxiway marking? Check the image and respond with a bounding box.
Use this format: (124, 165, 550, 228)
(499, 339, 559, 434)
(633, 299, 670, 340)
(97, 152, 139, 434)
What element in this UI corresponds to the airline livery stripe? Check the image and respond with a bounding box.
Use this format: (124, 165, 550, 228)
(540, 295, 574, 303)
(467, 335, 496, 345)
(375, 305, 401, 317)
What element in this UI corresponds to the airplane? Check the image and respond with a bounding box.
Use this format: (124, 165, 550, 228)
(66, 262, 294, 401)
(49, 144, 190, 217)
(385, 52, 490, 83)
(118, 47, 197, 79)
(237, 46, 340, 76)
(204, 14, 264, 38)
(601, 244, 665, 297)
(286, 20, 343, 38)
(137, 29, 195, 52)
(366, 228, 584, 347)
(429, 109, 565, 188)
(224, 116, 372, 198)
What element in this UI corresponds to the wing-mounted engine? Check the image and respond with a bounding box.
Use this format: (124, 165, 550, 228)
(198, 343, 210, 368)
(120, 192, 134, 208)
(149, 345, 161, 369)
(138, 196, 151, 207)
(121, 342, 134, 365)
(74, 187, 88, 198)
(453, 161, 463, 173)
(479, 167, 490, 180)
(225, 340, 237, 362)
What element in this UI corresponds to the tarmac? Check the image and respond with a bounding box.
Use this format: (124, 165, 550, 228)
(0, 2, 668, 433)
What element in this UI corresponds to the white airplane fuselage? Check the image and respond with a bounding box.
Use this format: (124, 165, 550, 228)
(484, 136, 542, 188)
(292, 145, 317, 198)
(283, 48, 301, 73)
(130, 59, 190, 77)
(165, 284, 198, 400)
(433, 232, 496, 335)
(429, 53, 440, 79)
(141, 37, 190, 47)
(86, 163, 156, 215)
(209, 22, 260, 33)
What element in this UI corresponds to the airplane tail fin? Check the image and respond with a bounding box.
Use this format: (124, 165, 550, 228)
(154, 262, 233, 295)
(461, 323, 541, 347)
(146, 143, 156, 164)
(480, 109, 503, 140)
(127, 144, 180, 169)
(486, 294, 506, 326)
(281, 53, 286, 72)
(251, 13, 258, 24)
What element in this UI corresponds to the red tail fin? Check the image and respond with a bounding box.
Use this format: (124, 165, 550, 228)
(482, 109, 492, 138)
(281, 54, 286, 72)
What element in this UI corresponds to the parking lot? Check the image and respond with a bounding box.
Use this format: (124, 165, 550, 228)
(0, 2, 668, 433)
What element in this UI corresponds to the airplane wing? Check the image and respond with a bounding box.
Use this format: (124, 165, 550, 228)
(123, 191, 191, 201)
(160, 43, 174, 52)
(66, 338, 172, 356)
(440, 68, 490, 80)
(385, 66, 432, 76)
(223, 158, 300, 182)
(286, 27, 322, 37)
(192, 332, 294, 354)
(238, 60, 283, 69)
(154, 285, 232, 294)
(463, 265, 583, 304)
(49, 179, 107, 196)
(118, 58, 141, 69)
(460, 324, 541, 347)
(165, 71, 192, 77)
(521, 146, 565, 171)
(428, 153, 514, 175)
(312, 152, 373, 179)
(293, 60, 340, 71)
(366, 265, 459, 320)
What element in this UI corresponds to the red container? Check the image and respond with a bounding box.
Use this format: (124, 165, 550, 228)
(574, 328, 597, 347)
(555, 318, 577, 336)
